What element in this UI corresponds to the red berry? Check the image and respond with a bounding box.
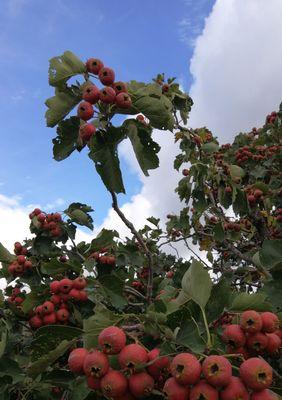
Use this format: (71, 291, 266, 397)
(99, 86, 116, 104)
(118, 343, 148, 373)
(24, 260, 33, 270)
(43, 312, 57, 325)
(42, 301, 55, 315)
(251, 389, 279, 400)
(17, 255, 26, 265)
(112, 81, 127, 94)
(261, 312, 279, 333)
(98, 67, 115, 86)
(37, 212, 46, 222)
(59, 255, 67, 263)
(79, 123, 96, 142)
(101, 370, 128, 398)
(14, 242, 22, 252)
(86, 375, 101, 390)
(82, 84, 100, 104)
(222, 324, 246, 348)
(254, 189, 263, 198)
(73, 277, 87, 290)
(12, 287, 21, 296)
(115, 92, 132, 109)
(33, 208, 41, 215)
(59, 278, 73, 293)
(50, 294, 61, 305)
(240, 310, 262, 333)
(202, 355, 232, 387)
(51, 227, 62, 237)
(29, 316, 43, 329)
(171, 353, 201, 385)
(239, 357, 273, 391)
(35, 305, 44, 317)
(128, 372, 154, 398)
(53, 212, 62, 222)
(136, 114, 145, 122)
(14, 263, 24, 274)
(147, 348, 170, 379)
(220, 376, 249, 400)
(265, 333, 281, 353)
(86, 58, 104, 75)
(50, 280, 60, 294)
(190, 380, 219, 400)
(68, 348, 88, 374)
(68, 288, 81, 301)
(98, 326, 126, 355)
(163, 377, 189, 400)
(8, 263, 17, 275)
(182, 169, 189, 177)
(14, 296, 24, 304)
(83, 350, 109, 378)
(56, 308, 70, 322)
(77, 101, 94, 121)
(247, 194, 256, 204)
(79, 290, 88, 302)
(246, 332, 268, 353)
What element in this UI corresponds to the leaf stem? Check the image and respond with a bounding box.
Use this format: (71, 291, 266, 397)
(200, 306, 212, 348)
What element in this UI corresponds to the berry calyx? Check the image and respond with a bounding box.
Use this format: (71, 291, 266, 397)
(77, 101, 94, 121)
(86, 58, 104, 75)
(240, 310, 262, 333)
(118, 343, 148, 373)
(222, 324, 246, 348)
(99, 86, 116, 104)
(83, 350, 109, 378)
(202, 355, 232, 387)
(112, 81, 127, 94)
(115, 92, 132, 108)
(82, 84, 100, 104)
(98, 67, 115, 86)
(239, 357, 273, 391)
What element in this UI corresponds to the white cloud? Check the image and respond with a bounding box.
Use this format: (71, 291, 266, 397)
(99, 0, 282, 251)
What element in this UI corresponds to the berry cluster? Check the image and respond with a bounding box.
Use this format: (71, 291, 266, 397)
(8, 253, 33, 276)
(7, 287, 25, 308)
(29, 208, 63, 238)
(266, 111, 278, 124)
(89, 249, 116, 266)
(29, 277, 88, 329)
(77, 57, 132, 143)
(67, 324, 279, 399)
(222, 311, 281, 358)
(235, 144, 281, 164)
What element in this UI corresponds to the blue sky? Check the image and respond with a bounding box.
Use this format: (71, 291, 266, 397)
(0, 0, 214, 225)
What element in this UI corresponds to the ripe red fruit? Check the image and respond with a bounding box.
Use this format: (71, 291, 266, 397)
(35, 305, 44, 317)
(17, 255, 26, 265)
(14, 296, 24, 304)
(83, 350, 109, 378)
(261, 312, 279, 333)
(239, 357, 273, 391)
(171, 353, 201, 385)
(240, 310, 262, 333)
(14, 242, 22, 252)
(12, 287, 21, 296)
(37, 212, 46, 222)
(86, 58, 104, 75)
(147, 348, 170, 379)
(24, 260, 33, 269)
(202, 355, 232, 387)
(163, 377, 189, 400)
(246, 332, 268, 352)
(247, 194, 256, 204)
(50, 294, 61, 305)
(33, 208, 41, 215)
(128, 372, 154, 398)
(265, 333, 281, 353)
(98, 326, 126, 355)
(118, 343, 148, 373)
(8, 263, 17, 275)
(220, 376, 249, 400)
(182, 169, 189, 176)
(56, 308, 70, 322)
(50, 280, 60, 294)
(115, 92, 132, 108)
(73, 277, 87, 290)
(77, 101, 94, 121)
(136, 114, 145, 122)
(101, 370, 128, 398)
(59, 278, 73, 293)
(42, 301, 55, 315)
(29, 316, 43, 329)
(79, 290, 88, 302)
(68, 348, 88, 374)
(99, 86, 116, 104)
(79, 123, 96, 142)
(254, 189, 263, 198)
(222, 324, 246, 348)
(98, 67, 115, 86)
(251, 389, 279, 400)
(53, 212, 62, 222)
(82, 84, 100, 104)
(51, 227, 62, 237)
(86, 375, 101, 390)
(60, 293, 70, 302)
(43, 312, 57, 325)
(59, 255, 67, 263)
(68, 288, 81, 301)
(112, 81, 128, 95)
(162, 83, 170, 93)
(190, 380, 219, 400)
(60, 302, 69, 310)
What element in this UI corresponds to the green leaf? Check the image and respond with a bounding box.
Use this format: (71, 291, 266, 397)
(89, 229, 118, 252)
(0, 331, 7, 359)
(176, 319, 205, 353)
(262, 271, 282, 312)
(213, 222, 225, 242)
(22, 290, 45, 314)
(28, 339, 76, 378)
(123, 120, 160, 176)
(181, 260, 212, 309)
(64, 202, 94, 230)
(229, 164, 245, 180)
(206, 279, 232, 321)
(41, 258, 81, 275)
(201, 142, 219, 153)
(259, 240, 282, 270)
(98, 274, 127, 310)
(70, 378, 91, 400)
(53, 117, 80, 161)
(48, 51, 86, 87)
(230, 292, 272, 312)
(88, 127, 126, 194)
(0, 243, 14, 263)
(83, 304, 121, 349)
(233, 189, 248, 215)
(45, 85, 81, 128)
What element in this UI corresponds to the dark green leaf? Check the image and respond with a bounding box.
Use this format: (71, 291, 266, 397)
(213, 222, 225, 242)
(176, 319, 205, 353)
(259, 240, 282, 270)
(98, 274, 127, 310)
(65, 203, 94, 230)
(0, 243, 14, 263)
(53, 117, 80, 161)
(41, 258, 81, 275)
(49, 51, 86, 87)
(230, 292, 272, 312)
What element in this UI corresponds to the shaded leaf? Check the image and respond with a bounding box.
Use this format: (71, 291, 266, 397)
(259, 240, 282, 270)
(230, 292, 272, 312)
(53, 117, 80, 161)
(176, 319, 205, 353)
(0, 243, 14, 263)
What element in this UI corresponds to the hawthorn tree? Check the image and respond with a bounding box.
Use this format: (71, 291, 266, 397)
(0, 51, 281, 399)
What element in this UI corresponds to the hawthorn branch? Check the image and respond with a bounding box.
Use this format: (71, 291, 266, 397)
(110, 191, 154, 304)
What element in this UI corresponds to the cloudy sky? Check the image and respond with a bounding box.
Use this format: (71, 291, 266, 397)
(0, 0, 282, 250)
